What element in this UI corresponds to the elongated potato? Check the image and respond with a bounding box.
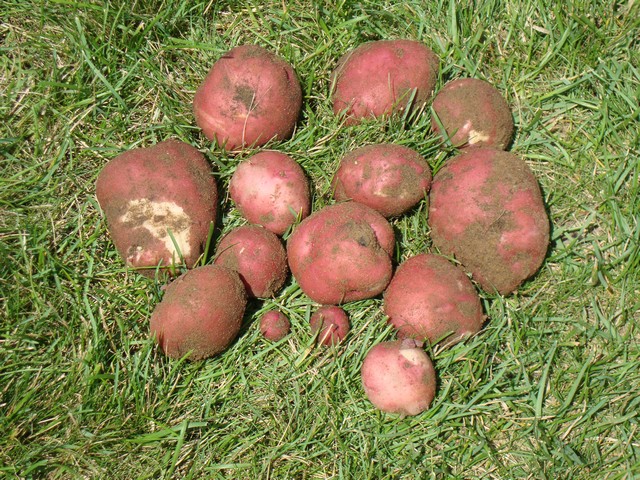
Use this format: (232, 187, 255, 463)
(428, 148, 550, 294)
(96, 139, 217, 277)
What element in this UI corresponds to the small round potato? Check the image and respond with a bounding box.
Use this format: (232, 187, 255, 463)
(287, 202, 395, 305)
(149, 265, 247, 361)
(229, 151, 310, 236)
(193, 45, 302, 150)
(332, 39, 439, 125)
(214, 225, 288, 298)
(309, 306, 350, 346)
(361, 339, 436, 416)
(431, 78, 514, 150)
(332, 144, 432, 217)
(259, 311, 291, 341)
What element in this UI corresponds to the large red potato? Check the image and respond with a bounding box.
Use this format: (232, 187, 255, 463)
(287, 202, 395, 304)
(193, 45, 302, 150)
(96, 139, 217, 277)
(428, 148, 550, 295)
(229, 151, 310, 235)
(361, 339, 436, 416)
(332, 144, 432, 217)
(384, 254, 485, 346)
(332, 39, 439, 125)
(431, 78, 514, 150)
(214, 225, 288, 298)
(149, 265, 247, 360)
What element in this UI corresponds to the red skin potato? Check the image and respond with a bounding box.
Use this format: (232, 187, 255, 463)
(428, 148, 550, 295)
(193, 45, 302, 151)
(309, 306, 350, 346)
(431, 78, 514, 150)
(287, 202, 395, 305)
(332, 144, 432, 217)
(149, 265, 247, 360)
(259, 311, 291, 341)
(214, 225, 288, 298)
(229, 151, 311, 235)
(332, 39, 439, 125)
(361, 339, 436, 416)
(384, 254, 485, 346)
(95, 139, 217, 277)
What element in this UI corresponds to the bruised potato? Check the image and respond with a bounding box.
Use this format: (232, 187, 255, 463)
(429, 148, 550, 294)
(149, 265, 247, 360)
(361, 339, 436, 416)
(214, 224, 288, 298)
(96, 139, 217, 277)
(332, 39, 439, 125)
(332, 144, 432, 217)
(384, 253, 485, 346)
(287, 202, 395, 304)
(431, 78, 514, 150)
(229, 151, 310, 235)
(193, 45, 302, 150)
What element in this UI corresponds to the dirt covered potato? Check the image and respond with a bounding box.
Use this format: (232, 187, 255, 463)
(149, 265, 247, 360)
(96, 139, 217, 277)
(429, 148, 550, 295)
(332, 144, 432, 217)
(332, 39, 439, 125)
(384, 254, 484, 346)
(287, 202, 394, 304)
(310, 306, 350, 346)
(193, 45, 302, 150)
(361, 339, 436, 416)
(229, 151, 310, 235)
(214, 224, 288, 298)
(259, 310, 290, 341)
(431, 78, 514, 150)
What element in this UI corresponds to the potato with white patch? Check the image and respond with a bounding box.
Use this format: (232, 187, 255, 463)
(431, 78, 514, 150)
(96, 139, 217, 276)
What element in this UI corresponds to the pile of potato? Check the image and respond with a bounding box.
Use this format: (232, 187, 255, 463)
(96, 40, 549, 416)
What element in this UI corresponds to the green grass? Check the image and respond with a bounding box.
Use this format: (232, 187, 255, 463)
(1, 0, 639, 478)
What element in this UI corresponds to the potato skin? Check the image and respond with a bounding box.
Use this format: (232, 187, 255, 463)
(229, 151, 310, 235)
(193, 45, 302, 150)
(96, 139, 217, 277)
(429, 149, 550, 294)
(309, 306, 350, 346)
(361, 339, 436, 416)
(431, 78, 514, 150)
(332, 39, 439, 125)
(214, 225, 288, 298)
(149, 265, 247, 360)
(384, 254, 484, 346)
(259, 311, 290, 341)
(287, 202, 395, 304)
(332, 144, 432, 217)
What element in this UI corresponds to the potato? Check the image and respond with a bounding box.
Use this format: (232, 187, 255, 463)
(361, 339, 436, 416)
(149, 265, 247, 360)
(229, 151, 310, 235)
(214, 224, 288, 298)
(431, 78, 514, 150)
(193, 44, 302, 150)
(309, 306, 350, 346)
(332, 39, 439, 125)
(384, 254, 485, 346)
(332, 144, 432, 217)
(95, 139, 217, 277)
(259, 310, 291, 341)
(429, 148, 550, 294)
(287, 202, 395, 304)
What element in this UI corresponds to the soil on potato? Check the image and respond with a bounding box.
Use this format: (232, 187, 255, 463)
(432, 152, 548, 294)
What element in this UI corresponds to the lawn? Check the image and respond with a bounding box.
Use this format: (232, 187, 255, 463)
(1, 1, 639, 478)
